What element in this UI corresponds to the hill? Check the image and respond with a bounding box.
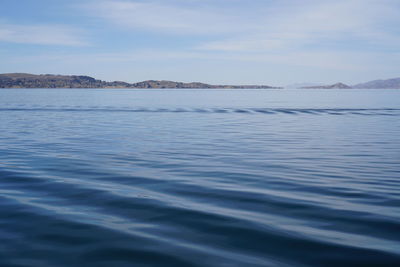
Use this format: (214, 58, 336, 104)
(353, 78, 400, 89)
(0, 73, 107, 88)
(0, 73, 281, 89)
(301, 83, 352, 89)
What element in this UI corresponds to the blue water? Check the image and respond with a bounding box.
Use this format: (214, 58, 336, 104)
(0, 89, 399, 266)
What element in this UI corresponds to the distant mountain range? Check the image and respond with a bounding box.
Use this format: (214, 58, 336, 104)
(300, 78, 400, 89)
(352, 78, 400, 89)
(1, 73, 400, 89)
(0, 73, 280, 89)
(301, 83, 352, 89)
(285, 82, 324, 89)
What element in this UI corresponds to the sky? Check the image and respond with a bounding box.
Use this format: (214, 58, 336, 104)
(1, 0, 400, 86)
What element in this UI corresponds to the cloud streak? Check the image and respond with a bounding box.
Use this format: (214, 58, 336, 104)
(81, 0, 400, 74)
(197, 0, 400, 52)
(0, 23, 87, 46)
(87, 0, 400, 52)
(1, 0, 400, 84)
(86, 0, 260, 34)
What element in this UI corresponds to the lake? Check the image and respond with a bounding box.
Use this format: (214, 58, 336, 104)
(0, 89, 399, 266)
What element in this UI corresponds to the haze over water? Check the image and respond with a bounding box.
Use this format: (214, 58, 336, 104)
(0, 89, 400, 266)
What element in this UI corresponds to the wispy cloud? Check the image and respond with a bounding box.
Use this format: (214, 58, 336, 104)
(0, 23, 87, 46)
(197, 0, 400, 52)
(85, 0, 259, 34)
(86, 0, 400, 53)
(2, 0, 399, 84)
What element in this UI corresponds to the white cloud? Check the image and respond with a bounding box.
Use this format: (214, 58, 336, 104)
(0, 23, 87, 46)
(3, 0, 399, 84)
(86, 0, 400, 54)
(197, 0, 400, 52)
(85, 0, 259, 34)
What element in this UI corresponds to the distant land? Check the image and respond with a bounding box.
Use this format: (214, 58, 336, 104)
(285, 82, 324, 89)
(0, 73, 281, 89)
(1, 73, 400, 89)
(352, 78, 400, 89)
(300, 78, 400, 89)
(301, 83, 352, 89)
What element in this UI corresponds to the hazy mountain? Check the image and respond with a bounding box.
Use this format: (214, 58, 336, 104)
(3, 73, 400, 89)
(353, 77, 400, 89)
(301, 83, 352, 89)
(285, 83, 324, 89)
(0, 73, 281, 89)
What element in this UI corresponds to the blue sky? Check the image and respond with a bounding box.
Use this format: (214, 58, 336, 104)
(1, 0, 400, 85)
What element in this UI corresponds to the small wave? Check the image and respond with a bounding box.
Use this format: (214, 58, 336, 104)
(0, 106, 399, 116)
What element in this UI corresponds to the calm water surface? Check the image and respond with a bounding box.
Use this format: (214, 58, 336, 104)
(0, 89, 400, 266)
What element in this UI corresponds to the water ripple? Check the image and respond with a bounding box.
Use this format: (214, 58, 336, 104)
(1, 90, 400, 266)
(0, 106, 399, 116)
